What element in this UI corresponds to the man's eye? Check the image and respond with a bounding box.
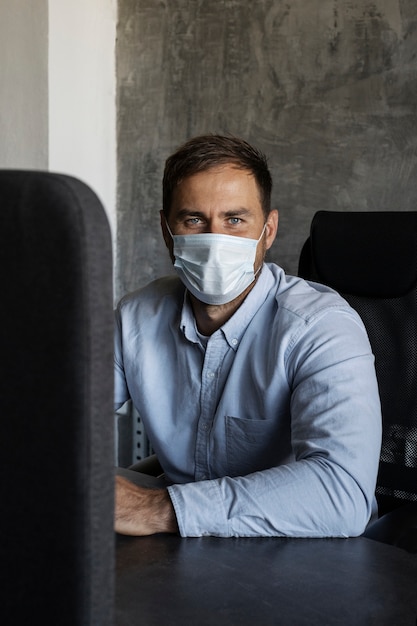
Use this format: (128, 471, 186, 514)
(229, 217, 242, 225)
(186, 217, 202, 225)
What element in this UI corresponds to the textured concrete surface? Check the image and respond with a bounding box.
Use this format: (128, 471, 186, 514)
(116, 0, 417, 302)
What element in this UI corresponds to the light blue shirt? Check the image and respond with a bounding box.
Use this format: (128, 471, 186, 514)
(114, 263, 382, 537)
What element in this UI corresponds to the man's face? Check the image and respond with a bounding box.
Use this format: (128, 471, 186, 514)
(161, 164, 278, 273)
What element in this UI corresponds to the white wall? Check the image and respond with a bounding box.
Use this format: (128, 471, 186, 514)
(0, 0, 117, 236)
(0, 0, 48, 169)
(48, 0, 118, 236)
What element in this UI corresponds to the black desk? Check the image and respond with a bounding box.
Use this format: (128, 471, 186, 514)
(116, 469, 417, 625)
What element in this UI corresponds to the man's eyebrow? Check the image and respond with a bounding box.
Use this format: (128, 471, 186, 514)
(174, 209, 206, 219)
(174, 208, 252, 219)
(222, 208, 252, 217)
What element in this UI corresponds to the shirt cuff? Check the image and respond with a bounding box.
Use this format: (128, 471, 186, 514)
(168, 480, 229, 537)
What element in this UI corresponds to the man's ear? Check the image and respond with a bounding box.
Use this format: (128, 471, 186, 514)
(160, 210, 175, 262)
(160, 210, 171, 249)
(265, 209, 279, 250)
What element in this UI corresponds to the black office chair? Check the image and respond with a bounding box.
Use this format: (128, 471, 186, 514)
(0, 171, 115, 624)
(298, 210, 417, 552)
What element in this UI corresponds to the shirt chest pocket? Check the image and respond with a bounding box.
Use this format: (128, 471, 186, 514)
(225, 415, 287, 477)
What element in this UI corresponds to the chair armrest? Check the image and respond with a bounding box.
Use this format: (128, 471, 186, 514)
(363, 502, 417, 553)
(128, 454, 164, 477)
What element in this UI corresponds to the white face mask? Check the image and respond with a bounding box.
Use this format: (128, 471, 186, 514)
(166, 221, 266, 305)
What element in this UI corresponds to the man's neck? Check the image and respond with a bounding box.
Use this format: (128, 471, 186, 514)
(190, 283, 254, 336)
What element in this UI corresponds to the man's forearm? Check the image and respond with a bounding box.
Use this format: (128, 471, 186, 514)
(115, 475, 178, 535)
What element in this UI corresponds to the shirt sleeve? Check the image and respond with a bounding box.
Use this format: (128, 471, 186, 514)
(114, 307, 130, 410)
(167, 309, 382, 538)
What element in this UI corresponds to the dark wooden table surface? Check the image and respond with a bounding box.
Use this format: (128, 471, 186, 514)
(115, 468, 417, 625)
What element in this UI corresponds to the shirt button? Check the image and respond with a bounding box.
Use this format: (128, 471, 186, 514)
(231, 338, 238, 346)
(207, 371, 215, 379)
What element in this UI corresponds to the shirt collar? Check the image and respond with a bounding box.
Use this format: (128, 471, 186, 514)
(180, 263, 276, 350)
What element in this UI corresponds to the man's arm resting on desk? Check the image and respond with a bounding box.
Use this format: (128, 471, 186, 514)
(115, 475, 178, 535)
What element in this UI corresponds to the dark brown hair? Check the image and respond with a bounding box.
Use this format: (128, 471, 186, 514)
(162, 134, 272, 218)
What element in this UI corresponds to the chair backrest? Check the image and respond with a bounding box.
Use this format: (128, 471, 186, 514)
(0, 171, 114, 625)
(298, 210, 417, 517)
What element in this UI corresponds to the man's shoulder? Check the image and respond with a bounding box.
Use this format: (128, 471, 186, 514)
(267, 264, 356, 323)
(117, 275, 185, 314)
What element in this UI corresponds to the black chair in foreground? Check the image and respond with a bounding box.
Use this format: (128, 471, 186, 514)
(0, 171, 115, 624)
(298, 210, 417, 552)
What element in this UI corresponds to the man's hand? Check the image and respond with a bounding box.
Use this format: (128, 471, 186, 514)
(115, 475, 178, 536)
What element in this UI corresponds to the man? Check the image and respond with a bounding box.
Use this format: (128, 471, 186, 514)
(114, 134, 382, 537)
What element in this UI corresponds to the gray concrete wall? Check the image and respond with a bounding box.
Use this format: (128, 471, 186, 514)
(0, 1, 48, 169)
(116, 0, 417, 302)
